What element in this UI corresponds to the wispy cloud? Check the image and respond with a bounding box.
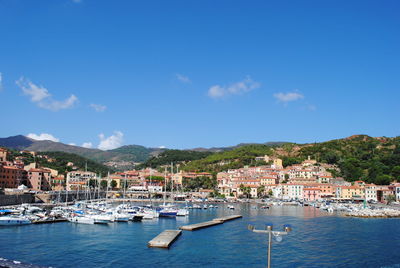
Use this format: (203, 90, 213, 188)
(176, 73, 191, 83)
(0, 72, 3, 91)
(69, 143, 76, 146)
(98, 131, 124, 150)
(71, 0, 82, 3)
(207, 76, 260, 99)
(27, 133, 60, 142)
(90, 103, 107, 112)
(16, 77, 78, 111)
(306, 104, 317, 111)
(273, 91, 304, 104)
(82, 142, 93, 148)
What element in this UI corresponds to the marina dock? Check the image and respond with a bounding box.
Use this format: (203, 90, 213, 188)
(213, 215, 242, 222)
(179, 220, 223, 231)
(148, 230, 182, 248)
(180, 214, 242, 231)
(32, 218, 67, 224)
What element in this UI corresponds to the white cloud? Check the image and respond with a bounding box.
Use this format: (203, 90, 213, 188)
(69, 143, 76, 146)
(208, 85, 225, 98)
(0, 72, 3, 91)
(16, 77, 78, 111)
(207, 76, 260, 99)
(98, 131, 124, 150)
(16, 77, 50, 102)
(82, 142, 93, 149)
(90, 103, 107, 112)
(273, 91, 304, 103)
(27, 133, 60, 142)
(38, 95, 78, 111)
(176, 73, 191, 83)
(159, 145, 166, 149)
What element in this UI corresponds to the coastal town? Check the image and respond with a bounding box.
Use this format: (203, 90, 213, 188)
(1, 147, 400, 205)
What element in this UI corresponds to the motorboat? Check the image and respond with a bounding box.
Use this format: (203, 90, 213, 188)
(176, 208, 189, 216)
(159, 207, 178, 217)
(68, 215, 95, 225)
(0, 215, 31, 226)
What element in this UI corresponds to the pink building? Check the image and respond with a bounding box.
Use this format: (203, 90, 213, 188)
(303, 188, 321, 201)
(28, 168, 52, 191)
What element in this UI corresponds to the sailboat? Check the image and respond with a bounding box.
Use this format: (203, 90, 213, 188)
(159, 165, 178, 217)
(175, 166, 189, 216)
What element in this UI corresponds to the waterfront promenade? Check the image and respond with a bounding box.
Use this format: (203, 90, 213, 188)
(1, 204, 400, 267)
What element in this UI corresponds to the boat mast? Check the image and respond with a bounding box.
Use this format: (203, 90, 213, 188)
(106, 171, 110, 202)
(163, 166, 167, 206)
(171, 162, 174, 203)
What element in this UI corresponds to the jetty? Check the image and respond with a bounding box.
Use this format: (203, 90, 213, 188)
(148, 230, 182, 248)
(213, 215, 242, 222)
(180, 214, 242, 231)
(180, 220, 223, 231)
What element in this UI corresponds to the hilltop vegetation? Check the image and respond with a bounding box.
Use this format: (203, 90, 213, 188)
(177, 136, 400, 185)
(294, 135, 400, 184)
(6, 149, 113, 177)
(181, 144, 274, 172)
(138, 150, 213, 169)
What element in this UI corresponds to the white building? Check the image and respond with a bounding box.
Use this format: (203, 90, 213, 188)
(66, 171, 97, 190)
(288, 184, 304, 200)
(365, 184, 378, 202)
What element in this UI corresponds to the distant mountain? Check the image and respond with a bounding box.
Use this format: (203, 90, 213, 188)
(0, 135, 34, 149)
(0, 135, 160, 166)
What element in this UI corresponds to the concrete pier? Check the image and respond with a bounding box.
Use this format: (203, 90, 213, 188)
(180, 215, 242, 231)
(213, 215, 242, 222)
(180, 220, 223, 231)
(148, 230, 182, 248)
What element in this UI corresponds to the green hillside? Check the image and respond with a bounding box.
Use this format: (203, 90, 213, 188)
(138, 150, 213, 169)
(295, 135, 400, 184)
(181, 136, 400, 185)
(181, 144, 274, 172)
(6, 149, 113, 177)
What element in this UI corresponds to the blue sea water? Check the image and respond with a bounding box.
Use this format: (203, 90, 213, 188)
(1, 204, 400, 268)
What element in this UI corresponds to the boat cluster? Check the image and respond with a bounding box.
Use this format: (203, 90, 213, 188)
(0, 201, 194, 226)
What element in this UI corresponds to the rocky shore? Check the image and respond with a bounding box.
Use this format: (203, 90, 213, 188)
(345, 208, 400, 218)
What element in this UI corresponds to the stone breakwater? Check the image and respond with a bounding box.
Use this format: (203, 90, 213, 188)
(345, 208, 400, 218)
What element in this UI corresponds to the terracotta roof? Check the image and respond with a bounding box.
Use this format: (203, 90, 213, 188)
(29, 168, 51, 173)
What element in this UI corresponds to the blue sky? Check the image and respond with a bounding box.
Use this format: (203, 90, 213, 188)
(0, 0, 399, 150)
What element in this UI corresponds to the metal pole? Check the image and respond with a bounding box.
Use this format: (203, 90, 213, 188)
(267, 227, 272, 268)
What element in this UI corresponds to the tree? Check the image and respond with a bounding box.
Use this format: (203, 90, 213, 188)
(257, 185, 265, 198)
(88, 179, 98, 188)
(386, 194, 396, 205)
(376, 174, 392, 185)
(391, 166, 400, 180)
(268, 190, 273, 197)
(283, 174, 289, 183)
(100, 180, 108, 190)
(110, 180, 117, 189)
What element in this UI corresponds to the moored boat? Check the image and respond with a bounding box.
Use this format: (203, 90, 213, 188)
(0, 216, 31, 226)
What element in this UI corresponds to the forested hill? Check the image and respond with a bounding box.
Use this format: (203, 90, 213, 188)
(182, 135, 400, 185)
(181, 144, 274, 172)
(6, 150, 113, 177)
(138, 150, 213, 169)
(294, 135, 400, 184)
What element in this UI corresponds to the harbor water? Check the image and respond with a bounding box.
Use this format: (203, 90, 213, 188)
(1, 203, 400, 268)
